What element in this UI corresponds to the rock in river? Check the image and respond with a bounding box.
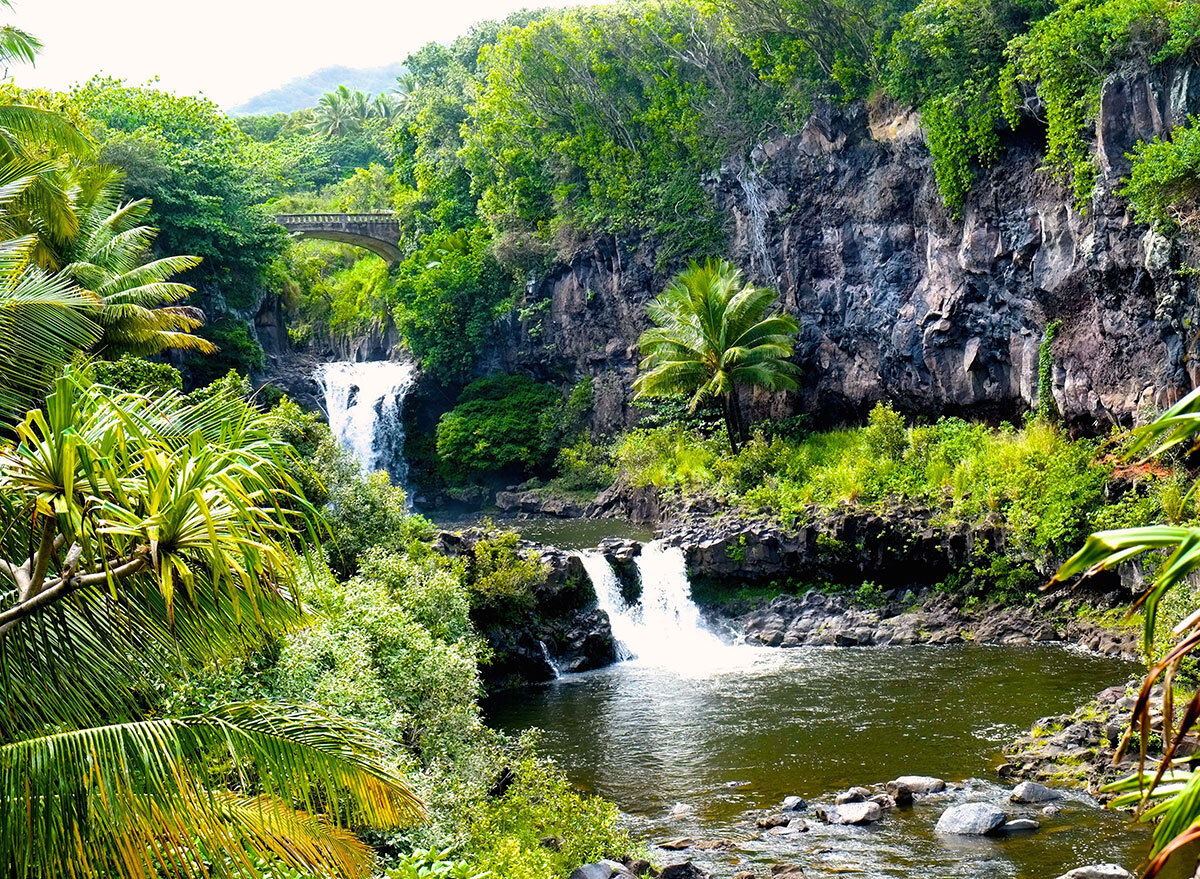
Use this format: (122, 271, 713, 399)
(893, 775, 946, 794)
(570, 862, 637, 879)
(1010, 781, 1062, 803)
(817, 801, 883, 825)
(1053, 867, 1134, 879)
(660, 864, 710, 879)
(934, 802, 1007, 836)
(782, 795, 808, 811)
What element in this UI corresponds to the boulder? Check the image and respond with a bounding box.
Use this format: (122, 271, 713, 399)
(836, 786, 872, 804)
(660, 864, 710, 879)
(885, 780, 914, 807)
(782, 795, 808, 811)
(1010, 781, 1062, 804)
(1003, 818, 1040, 834)
(658, 838, 694, 851)
(817, 801, 883, 825)
(934, 802, 1007, 836)
(771, 866, 806, 879)
(894, 775, 946, 794)
(756, 814, 790, 829)
(1052, 867, 1134, 879)
(570, 863, 636, 879)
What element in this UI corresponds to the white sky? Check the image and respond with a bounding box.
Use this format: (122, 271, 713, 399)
(14, 0, 606, 109)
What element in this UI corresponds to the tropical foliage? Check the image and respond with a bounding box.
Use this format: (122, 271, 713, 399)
(635, 259, 801, 451)
(0, 375, 422, 878)
(1055, 387, 1200, 876)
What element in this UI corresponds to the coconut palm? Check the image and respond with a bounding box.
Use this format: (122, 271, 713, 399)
(312, 86, 372, 139)
(0, 163, 100, 421)
(60, 171, 214, 356)
(0, 0, 40, 70)
(634, 259, 801, 451)
(0, 374, 423, 878)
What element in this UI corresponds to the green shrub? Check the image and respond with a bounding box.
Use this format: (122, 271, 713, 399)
(436, 375, 560, 480)
(314, 440, 437, 578)
(1124, 115, 1200, 235)
(554, 437, 616, 492)
(90, 354, 183, 395)
(467, 531, 547, 625)
(461, 738, 631, 879)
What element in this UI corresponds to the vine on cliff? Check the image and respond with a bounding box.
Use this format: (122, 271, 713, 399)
(1036, 319, 1062, 421)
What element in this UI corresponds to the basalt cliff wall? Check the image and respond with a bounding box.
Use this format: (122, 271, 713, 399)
(488, 62, 1200, 432)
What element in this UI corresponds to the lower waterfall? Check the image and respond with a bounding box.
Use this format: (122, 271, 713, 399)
(578, 541, 729, 669)
(317, 360, 417, 497)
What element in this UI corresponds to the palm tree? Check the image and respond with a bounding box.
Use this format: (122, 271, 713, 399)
(0, 0, 39, 73)
(371, 91, 402, 123)
(60, 170, 215, 356)
(0, 374, 423, 878)
(311, 86, 372, 139)
(634, 259, 801, 451)
(0, 163, 100, 421)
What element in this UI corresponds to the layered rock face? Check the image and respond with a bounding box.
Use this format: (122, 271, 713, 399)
(496, 62, 1200, 431)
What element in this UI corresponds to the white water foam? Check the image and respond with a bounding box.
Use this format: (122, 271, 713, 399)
(318, 360, 417, 498)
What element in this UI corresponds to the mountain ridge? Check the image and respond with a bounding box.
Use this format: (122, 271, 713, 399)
(230, 62, 406, 116)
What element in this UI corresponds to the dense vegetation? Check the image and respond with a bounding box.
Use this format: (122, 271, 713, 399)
(7, 0, 1200, 874)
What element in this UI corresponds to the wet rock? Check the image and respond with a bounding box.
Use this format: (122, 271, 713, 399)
(894, 775, 946, 794)
(782, 795, 808, 812)
(771, 866, 806, 879)
(1053, 867, 1134, 879)
(1003, 818, 1040, 834)
(816, 801, 883, 825)
(934, 802, 1007, 835)
(658, 838, 695, 851)
(659, 864, 709, 879)
(870, 793, 897, 810)
(1010, 781, 1062, 803)
(835, 786, 872, 804)
(626, 860, 653, 877)
(885, 780, 914, 806)
(693, 839, 735, 851)
(1043, 804, 1063, 817)
(756, 814, 790, 829)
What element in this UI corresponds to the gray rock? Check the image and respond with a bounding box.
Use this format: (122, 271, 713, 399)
(1010, 781, 1062, 804)
(934, 802, 1007, 836)
(1052, 867, 1134, 879)
(660, 864, 710, 879)
(1003, 818, 1040, 834)
(894, 775, 946, 794)
(885, 780, 914, 806)
(817, 801, 883, 825)
(835, 786, 872, 804)
(1042, 804, 1063, 817)
(570, 865, 616, 879)
(782, 795, 808, 812)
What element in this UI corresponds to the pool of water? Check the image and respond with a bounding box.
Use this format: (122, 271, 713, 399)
(432, 514, 655, 550)
(488, 644, 1173, 878)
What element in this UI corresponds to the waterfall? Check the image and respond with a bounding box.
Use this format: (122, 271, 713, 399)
(318, 360, 417, 497)
(578, 541, 728, 670)
(734, 155, 778, 284)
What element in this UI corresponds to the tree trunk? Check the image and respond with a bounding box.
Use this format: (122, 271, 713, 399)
(723, 389, 743, 453)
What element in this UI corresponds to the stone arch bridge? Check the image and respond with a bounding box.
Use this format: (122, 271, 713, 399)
(275, 213, 402, 263)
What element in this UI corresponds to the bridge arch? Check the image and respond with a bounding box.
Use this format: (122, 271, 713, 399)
(276, 213, 403, 264)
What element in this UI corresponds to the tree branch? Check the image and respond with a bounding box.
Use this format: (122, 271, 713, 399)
(0, 553, 148, 637)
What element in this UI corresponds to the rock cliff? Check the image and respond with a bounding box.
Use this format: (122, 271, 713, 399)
(492, 61, 1200, 431)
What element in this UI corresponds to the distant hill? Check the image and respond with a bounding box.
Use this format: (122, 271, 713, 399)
(230, 62, 407, 116)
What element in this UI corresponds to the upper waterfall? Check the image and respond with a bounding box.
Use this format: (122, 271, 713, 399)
(317, 359, 417, 497)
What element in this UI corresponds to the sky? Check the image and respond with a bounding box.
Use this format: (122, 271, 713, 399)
(13, 0, 606, 109)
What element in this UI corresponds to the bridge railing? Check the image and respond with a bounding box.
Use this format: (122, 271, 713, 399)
(276, 212, 399, 225)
